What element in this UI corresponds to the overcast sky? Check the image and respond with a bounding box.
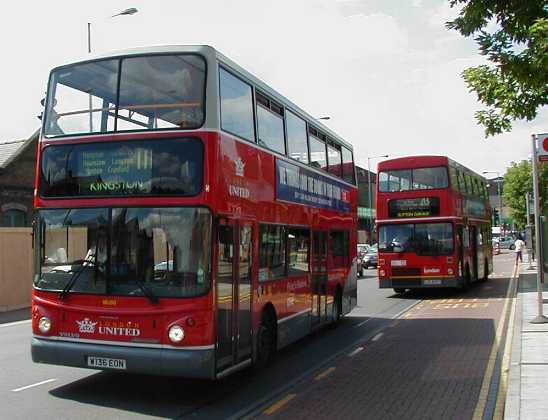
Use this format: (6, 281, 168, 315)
(1, 0, 546, 175)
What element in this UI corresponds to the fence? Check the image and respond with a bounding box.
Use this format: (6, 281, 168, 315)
(0, 228, 33, 312)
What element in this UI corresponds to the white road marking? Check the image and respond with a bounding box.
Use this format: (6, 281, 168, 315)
(353, 319, 372, 328)
(12, 378, 57, 393)
(372, 332, 384, 342)
(0, 319, 31, 329)
(348, 347, 364, 357)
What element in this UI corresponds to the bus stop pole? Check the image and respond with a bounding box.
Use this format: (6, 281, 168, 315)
(530, 133, 548, 324)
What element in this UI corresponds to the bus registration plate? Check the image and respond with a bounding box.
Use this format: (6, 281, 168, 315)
(422, 279, 442, 286)
(87, 356, 126, 370)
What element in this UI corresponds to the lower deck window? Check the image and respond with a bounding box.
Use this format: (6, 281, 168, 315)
(379, 222, 454, 255)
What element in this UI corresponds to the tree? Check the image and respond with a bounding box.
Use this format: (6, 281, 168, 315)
(503, 160, 548, 228)
(446, 1, 548, 137)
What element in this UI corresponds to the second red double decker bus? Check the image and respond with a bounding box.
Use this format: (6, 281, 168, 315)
(376, 156, 492, 293)
(31, 45, 358, 379)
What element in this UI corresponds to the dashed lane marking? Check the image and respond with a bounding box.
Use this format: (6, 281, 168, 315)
(0, 319, 31, 329)
(263, 394, 297, 415)
(315, 367, 336, 381)
(12, 378, 57, 393)
(372, 332, 384, 342)
(348, 347, 364, 357)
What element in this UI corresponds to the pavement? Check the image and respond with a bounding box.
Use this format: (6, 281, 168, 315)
(505, 259, 548, 420)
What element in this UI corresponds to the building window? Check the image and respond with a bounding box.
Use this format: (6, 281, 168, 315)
(2, 209, 27, 227)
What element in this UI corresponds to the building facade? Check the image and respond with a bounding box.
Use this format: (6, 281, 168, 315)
(356, 165, 377, 244)
(0, 131, 38, 227)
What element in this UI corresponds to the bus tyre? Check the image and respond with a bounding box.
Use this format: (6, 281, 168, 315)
(462, 266, 471, 291)
(393, 288, 405, 294)
(330, 289, 343, 327)
(480, 259, 489, 283)
(255, 315, 276, 369)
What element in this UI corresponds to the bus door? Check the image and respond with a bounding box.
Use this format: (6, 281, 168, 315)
(216, 219, 254, 372)
(311, 231, 328, 325)
(470, 225, 478, 280)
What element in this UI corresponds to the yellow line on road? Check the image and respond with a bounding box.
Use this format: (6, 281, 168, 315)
(263, 394, 297, 415)
(472, 262, 518, 420)
(315, 367, 336, 381)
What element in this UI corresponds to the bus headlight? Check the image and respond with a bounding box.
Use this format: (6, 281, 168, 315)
(38, 316, 52, 333)
(168, 325, 185, 343)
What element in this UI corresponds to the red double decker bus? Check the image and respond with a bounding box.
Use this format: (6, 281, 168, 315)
(31, 46, 358, 379)
(376, 156, 492, 293)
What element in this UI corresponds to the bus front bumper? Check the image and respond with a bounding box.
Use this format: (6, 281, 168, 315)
(31, 336, 215, 379)
(379, 277, 462, 289)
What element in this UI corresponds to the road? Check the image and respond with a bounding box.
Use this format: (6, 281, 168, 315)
(0, 253, 516, 419)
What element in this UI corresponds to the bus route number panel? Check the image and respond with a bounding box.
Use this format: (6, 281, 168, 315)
(388, 197, 440, 218)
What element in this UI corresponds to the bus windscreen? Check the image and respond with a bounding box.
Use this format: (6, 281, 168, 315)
(43, 54, 206, 137)
(40, 138, 203, 197)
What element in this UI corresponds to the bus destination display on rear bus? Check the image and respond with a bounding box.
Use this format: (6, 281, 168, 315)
(388, 197, 440, 218)
(40, 138, 203, 197)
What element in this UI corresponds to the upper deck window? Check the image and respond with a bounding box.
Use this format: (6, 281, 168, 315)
(379, 166, 448, 192)
(43, 54, 206, 137)
(256, 92, 285, 155)
(327, 143, 342, 178)
(219, 68, 255, 142)
(286, 111, 309, 164)
(309, 132, 327, 170)
(341, 147, 355, 185)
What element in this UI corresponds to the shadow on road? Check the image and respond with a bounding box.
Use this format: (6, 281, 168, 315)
(48, 314, 377, 419)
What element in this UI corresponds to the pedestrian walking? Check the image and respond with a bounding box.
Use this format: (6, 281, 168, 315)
(514, 235, 525, 264)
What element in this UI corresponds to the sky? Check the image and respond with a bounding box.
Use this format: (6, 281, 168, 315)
(0, 0, 546, 176)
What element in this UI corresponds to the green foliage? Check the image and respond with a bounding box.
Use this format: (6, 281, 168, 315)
(502, 160, 548, 228)
(447, 1, 548, 137)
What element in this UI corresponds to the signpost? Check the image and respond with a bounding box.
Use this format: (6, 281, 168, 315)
(530, 133, 548, 324)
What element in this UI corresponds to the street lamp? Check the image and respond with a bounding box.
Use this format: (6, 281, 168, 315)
(86, 7, 138, 131)
(87, 7, 139, 53)
(315, 116, 331, 121)
(483, 171, 503, 228)
(367, 154, 389, 244)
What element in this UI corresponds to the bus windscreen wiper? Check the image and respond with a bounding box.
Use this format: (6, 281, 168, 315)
(134, 278, 159, 304)
(59, 259, 93, 300)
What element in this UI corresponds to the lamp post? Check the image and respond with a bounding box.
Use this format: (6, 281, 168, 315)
(315, 116, 331, 121)
(86, 7, 138, 131)
(367, 154, 389, 244)
(87, 7, 138, 53)
(483, 171, 503, 228)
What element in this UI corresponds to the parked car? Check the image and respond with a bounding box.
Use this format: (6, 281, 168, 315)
(361, 245, 378, 269)
(498, 237, 515, 250)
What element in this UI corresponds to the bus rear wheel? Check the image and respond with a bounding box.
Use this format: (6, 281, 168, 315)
(255, 313, 276, 369)
(479, 259, 489, 283)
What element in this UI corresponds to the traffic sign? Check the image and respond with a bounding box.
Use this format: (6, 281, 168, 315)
(536, 133, 548, 162)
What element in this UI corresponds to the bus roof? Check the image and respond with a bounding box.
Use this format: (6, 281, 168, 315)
(378, 155, 484, 179)
(52, 44, 353, 151)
